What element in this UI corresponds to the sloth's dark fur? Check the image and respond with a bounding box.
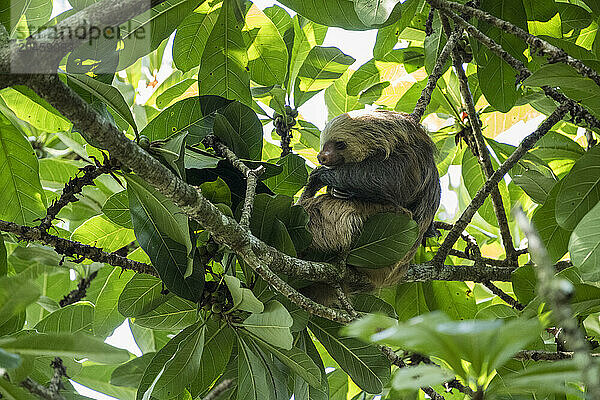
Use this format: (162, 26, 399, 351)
(298, 109, 441, 301)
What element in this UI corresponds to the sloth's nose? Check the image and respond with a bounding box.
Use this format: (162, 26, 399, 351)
(317, 151, 331, 165)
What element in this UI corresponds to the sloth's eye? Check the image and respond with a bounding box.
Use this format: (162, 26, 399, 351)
(334, 141, 347, 150)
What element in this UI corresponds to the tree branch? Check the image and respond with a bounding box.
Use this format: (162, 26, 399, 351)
(432, 104, 569, 265)
(429, 0, 600, 89)
(514, 350, 600, 361)
(483, 280, 524, 310)
(0, 219, 157, 276)
(440, 13, 516, 263)
(202, 379, 233, 400)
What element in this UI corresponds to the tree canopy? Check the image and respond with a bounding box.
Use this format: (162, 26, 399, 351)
(1, 0, 600, 399)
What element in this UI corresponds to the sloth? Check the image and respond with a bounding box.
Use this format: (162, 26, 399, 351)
(298, 109, 441, 300)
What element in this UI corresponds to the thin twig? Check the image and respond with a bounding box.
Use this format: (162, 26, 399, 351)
(440, 13, 516, 263)
(0, 219, 157, 276)
(429, 0, 600, 89)
(483, 280, 524, 310)
(334, 285, 359, 319)
(515, 208, 600, 397)
(60, 271, 98, 307)
(432, 104, 569, 265)
(21, 378, 65, 400)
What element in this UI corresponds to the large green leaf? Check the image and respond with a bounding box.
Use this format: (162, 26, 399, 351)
(309, 317, 390, 393)
(569, 201, 600, 282)
(134, 296, 198, 331)
(324, 69, 362, 120)
(288, 16, 328, 91)
(197, 0, 252, 106)
(423, 281, 477, 320)
(119, 274, 172, 317)
(424, 12, 449, 75)
(216, 100, 263, 160)
(243, 3, 289, 86)
(524, 63, 600, 119)
(136, 322, 203, 400)
(189, 317, 235, 396)
(512, 170, 556, 204)
(531, 180, 571, 263)
(263, 153, 308, 196)
(66, 73, 137, 134)
(139, 96, 230, 143)
(277, 0, 401, 30)
(94, 267, 135, 337)
(556, 144, 600, 230)
(391, 365, 455, 392)
(33, 303, 94, 334)
(237, 334, 277, 400)
(0, 87, 71, 132)
(0, 275, 40, 324)
(0, 332, 129, 364)
(224, 275, 264, 313)
(241, 300, 294, 350)
(0, 0, 52, 34)
(102, 191, 132, 228)
(0, 111, 46, 225)
(128, 179, 202, 302)
(71, 215, 136, 252)
(373, 0, 423, 59)
(173, 1, 222, 72)
(347, 212, 418, 268)
(74, 364, 137, 400)
(294, 46, 355, 107)
(0, 378, 38, 400)
(117, 0, 200, 70)
(111, 353, 155, 388)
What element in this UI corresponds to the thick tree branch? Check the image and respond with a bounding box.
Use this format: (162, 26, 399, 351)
(410, 28, 461, 121)
(440, 13, 516, 263)
(514, 350, 600, 361)
(2, 0, 170, 74)
(202, 379, 233, 400)
(0, 219, 157, 276)
(428, 0, 600, 89)
(432, 104, 569, 264)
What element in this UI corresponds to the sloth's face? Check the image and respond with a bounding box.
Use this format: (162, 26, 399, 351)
(317, 139, 347, 167)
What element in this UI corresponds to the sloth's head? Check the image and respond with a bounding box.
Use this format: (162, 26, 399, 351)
(317, 109, 424, 167)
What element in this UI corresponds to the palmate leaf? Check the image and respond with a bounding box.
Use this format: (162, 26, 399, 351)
(0, 110, 46, 225)
(197, 0, 252, 106)
(347, 212, 418, 268)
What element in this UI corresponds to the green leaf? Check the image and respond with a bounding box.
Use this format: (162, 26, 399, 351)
(237, 334, 275, 400)
(126, 175, 203, 303)
(136, 322, 202, 400)
(0, 332, 129, 364)
(189, 317, 235, 396)
(117, 0, 200, 70)
(155, 79, 196, 109)
(241, 300, 293, 350)
(263, 154, 308, 196)
(111, 353, 155, 388)
(150, 323, 205, 399)
(197, 0, 252, 106)
(277, 0, 400, 30)
(199, 178, 232, 206)
(512, 169, 556, 204)
(0, 111, 46, 225)
(0, 235, 6, 277)
(173, 1, 222, 72)
(34, 303, 94, 334)
(353, 0, 402, 26)
(288, 16, 327, 91)
(102, 191, 132, 228)
(71, 215, 136, 252)
(351, 293, 397, 318)
(309, 317, 390, 393)
(531, 180, 571, 263)
(570, 283, 600, 316)
(0, 0, 52, 35)
(134, 295, 198, 330)
(213, 101, 263, 160)
(511, 264, 537, 305)
(424, 13, 450, 75)
(243, 3, 289, 86)
(254, 339, 322, 388)
(524, 63, 600, 119)
(423, 281, 477, 320)
(324, 69, 362, 120)
(294, 46, 355, 107)
(119, 275, 171, 318)
(139, 96, 230, 143)
(94, 267, 135, 337)
(556, 143, 600, 230)
(347, 212, 419, 268)
(373, 0, 422, 59)
(73, 363, 137, 400)
(391, 365, 455, 391)
(0, 86, 71, 132)
(0, 275, 40, 324)
(223, 275, 264, 313)
(569, 201, 600, 281)
(0, 348, 21, 369)
(66, 73, 137, 134)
